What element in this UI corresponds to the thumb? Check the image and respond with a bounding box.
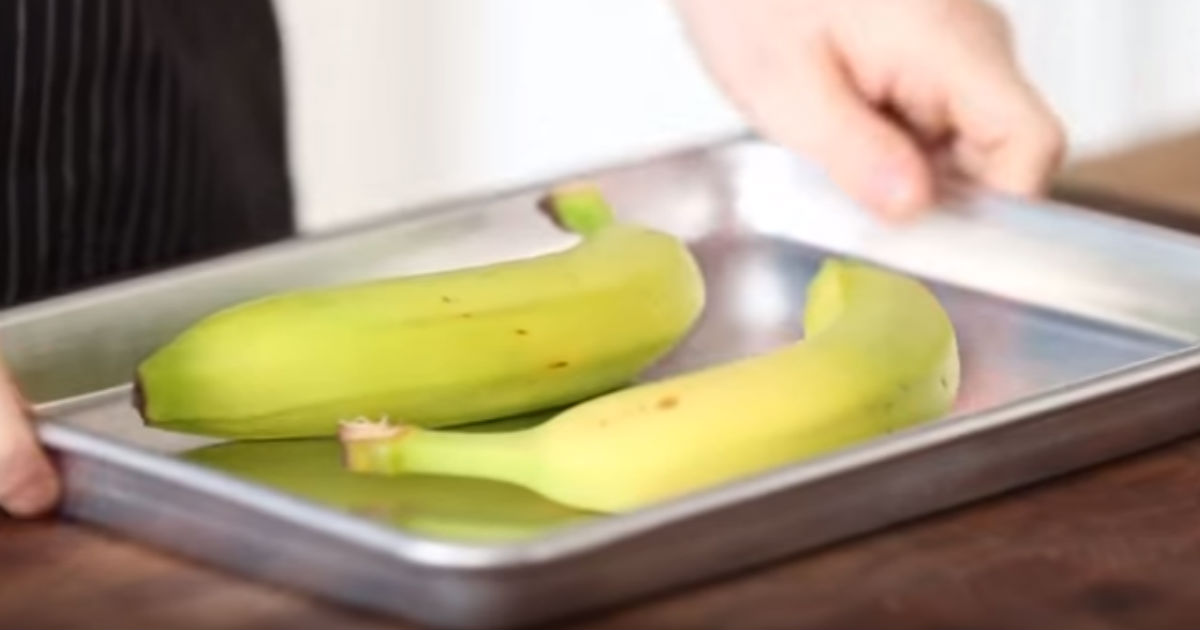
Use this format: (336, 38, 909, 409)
(0, 361, 60, 517)
(759, 48, 933, 219)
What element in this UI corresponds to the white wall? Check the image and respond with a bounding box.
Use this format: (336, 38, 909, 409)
(272, 0, 1200, 232)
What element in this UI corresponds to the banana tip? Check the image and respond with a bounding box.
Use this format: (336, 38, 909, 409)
(536, 181, 615, 236)
(131, 377, 148, 420)
(338, 416, 411, 474)
(338, 415, 408, 442)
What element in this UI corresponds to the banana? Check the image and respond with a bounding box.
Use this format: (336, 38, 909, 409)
(135, 183, 706, 439)
(339, 259, 960, 513)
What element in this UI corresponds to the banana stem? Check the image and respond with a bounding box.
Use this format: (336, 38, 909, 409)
(538, 182, 616, 237)
(340, 419, 540, 487)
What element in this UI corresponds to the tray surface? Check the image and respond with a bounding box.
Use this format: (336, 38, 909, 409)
(8, 139, 1200, 627)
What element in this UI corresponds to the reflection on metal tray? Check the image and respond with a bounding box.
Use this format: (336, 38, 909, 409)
(7, 139, 1200, 628)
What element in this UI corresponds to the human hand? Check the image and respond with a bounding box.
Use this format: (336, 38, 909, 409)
(0, 352, 60, 517)
(672, 0, 1066, 219)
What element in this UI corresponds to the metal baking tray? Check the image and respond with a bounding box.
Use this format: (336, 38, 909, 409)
(8, 138, 1200, 628)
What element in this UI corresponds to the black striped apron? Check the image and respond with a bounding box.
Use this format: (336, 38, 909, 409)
(0, 0, 294, 308)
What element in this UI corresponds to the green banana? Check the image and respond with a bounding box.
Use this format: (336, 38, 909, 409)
(135, 183, 705, 439)
(339, 259, 961, 513)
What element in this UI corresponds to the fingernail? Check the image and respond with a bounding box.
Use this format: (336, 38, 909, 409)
(870, 163, 919, 218)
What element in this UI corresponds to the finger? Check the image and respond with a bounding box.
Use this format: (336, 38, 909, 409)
(943, 48, 1066, 197)
(749, 42, 935, 220)
(0, 364, 60, 517)
(884, 75, 955, 151)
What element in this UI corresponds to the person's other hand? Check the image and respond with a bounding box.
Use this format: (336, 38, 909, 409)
(0, 352, 60, 517)
(672, 0, 1066, 219)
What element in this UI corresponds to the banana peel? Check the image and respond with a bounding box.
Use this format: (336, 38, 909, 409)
(136, 183, 705, 439)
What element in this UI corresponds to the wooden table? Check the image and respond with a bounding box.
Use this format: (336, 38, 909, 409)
(7, 134, 1200, 629)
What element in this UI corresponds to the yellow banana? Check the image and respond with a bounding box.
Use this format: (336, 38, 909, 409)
(340, 259, 960, 513)
(135, 183, 705, 439)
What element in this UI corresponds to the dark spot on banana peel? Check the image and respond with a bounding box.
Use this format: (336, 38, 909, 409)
(441, 295, 454, 304)
(460, 312, 473, 319)
(939, 376, 949, 389)
(657, 395, 679, 410)
(548, 360, 569, 369)
(515, 328, 528, 336)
